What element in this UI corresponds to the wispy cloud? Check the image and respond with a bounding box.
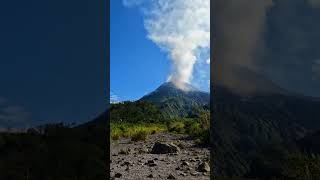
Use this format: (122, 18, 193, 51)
(110, 91, 120, 103)
(206, 58, 210, 65)
(0, 98, 31, 129)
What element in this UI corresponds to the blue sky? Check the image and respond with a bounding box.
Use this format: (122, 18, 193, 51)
(0, 0, 106, 127)
(111, 0, 170, 101)
(111, 0, 210, 102)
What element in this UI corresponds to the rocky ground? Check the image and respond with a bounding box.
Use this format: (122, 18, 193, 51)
(110, 132, 210, 180)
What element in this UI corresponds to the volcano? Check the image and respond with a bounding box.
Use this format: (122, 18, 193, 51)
(139, 82, 210, 118)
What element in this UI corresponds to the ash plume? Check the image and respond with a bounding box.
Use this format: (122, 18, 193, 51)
(124, 0, 210, 91)
(212, 0, 274, 94)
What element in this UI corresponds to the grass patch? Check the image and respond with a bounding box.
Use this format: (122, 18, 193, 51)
(168, 121, 185, 133)
(111, 111, 210, 145)
(110, 123, 166, 141)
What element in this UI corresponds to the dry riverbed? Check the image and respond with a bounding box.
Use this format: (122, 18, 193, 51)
(110, 132, 210, 180)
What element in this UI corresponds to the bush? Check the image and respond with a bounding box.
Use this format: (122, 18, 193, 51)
(131, 131, 148, 142)
(111, 133, 120, 141)
(168, 121, 185, 133)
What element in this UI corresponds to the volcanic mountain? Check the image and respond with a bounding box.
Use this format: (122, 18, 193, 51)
(140, 82, 210, 118)
(212, 79, 320, 177)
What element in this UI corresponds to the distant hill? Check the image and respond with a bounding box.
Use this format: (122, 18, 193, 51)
(212, 85, 320, 177)
(140, 82, 210, 118)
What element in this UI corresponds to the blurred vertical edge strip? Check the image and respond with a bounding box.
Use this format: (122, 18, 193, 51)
(210, 0, 214, 179)
(106, 0, 110, 179)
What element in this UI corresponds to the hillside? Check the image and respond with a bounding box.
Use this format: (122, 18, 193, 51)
(0, 112, 107, 180)
(212, 86, 320, 178)
(140, 82, 210, 118)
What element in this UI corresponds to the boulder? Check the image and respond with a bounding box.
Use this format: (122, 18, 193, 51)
(151, 142, 180, 154)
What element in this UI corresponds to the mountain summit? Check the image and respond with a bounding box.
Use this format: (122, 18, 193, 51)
(140, 82, 209, 118)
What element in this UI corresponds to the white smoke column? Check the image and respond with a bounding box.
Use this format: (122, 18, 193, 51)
(144, 0, 210, 90)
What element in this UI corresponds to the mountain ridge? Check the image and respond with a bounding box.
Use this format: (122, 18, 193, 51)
(139, 82, 210, 118)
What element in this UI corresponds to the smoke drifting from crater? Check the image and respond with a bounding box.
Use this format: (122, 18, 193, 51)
(212, 0, 274, 94)
(308, 0, 320, 7)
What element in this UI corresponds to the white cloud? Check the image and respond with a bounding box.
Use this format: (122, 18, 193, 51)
(110, 91, 120, 103)
(206, 58, 210, 65)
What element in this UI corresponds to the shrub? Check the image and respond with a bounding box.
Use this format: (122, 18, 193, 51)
(111, 133, 120, 141)
(131, 131, 148, 142)
(168, 121, 185, 133)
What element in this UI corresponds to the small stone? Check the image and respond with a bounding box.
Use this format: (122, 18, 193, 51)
(146, 160, 157, 167)
(180, 172, 187, 176)
(149, 163, 157, 167)
(197, 162, 210, 172)
(190, 172, 198, 176)
(119, 149, 129, 155)
(147, 160, 155, 164)
(121, 161, 131, 166)
(147, 174, 154, 178)
(181, 161, 190, 166)
(114, 173, 122, 178)
(167, 174, 176, 179)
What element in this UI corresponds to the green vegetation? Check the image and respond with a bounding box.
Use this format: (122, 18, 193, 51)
(282, 154, 320, 179)
(131, 131, 148, 142)
(166, 111, 210, 145)
(110, 100, 210, 144)
(110, 101, 164, 123)
(110, 123, 166, 141)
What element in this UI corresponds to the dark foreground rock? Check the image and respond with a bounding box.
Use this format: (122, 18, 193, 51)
(197, 162, 210, 172)
(151, 142, 180, 154)
(110, 132, 210, 180)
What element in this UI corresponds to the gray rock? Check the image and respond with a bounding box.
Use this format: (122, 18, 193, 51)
(181, 161, 190, 166)
(114, 173, 122, 178)
(190, 172, 198, 176)
(167, 174, 176, 179)
(121, 161, 131, 166)
(151, 142, 180, 154)
(146, 160, 157, 167)
(197, 162, 210, 172)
